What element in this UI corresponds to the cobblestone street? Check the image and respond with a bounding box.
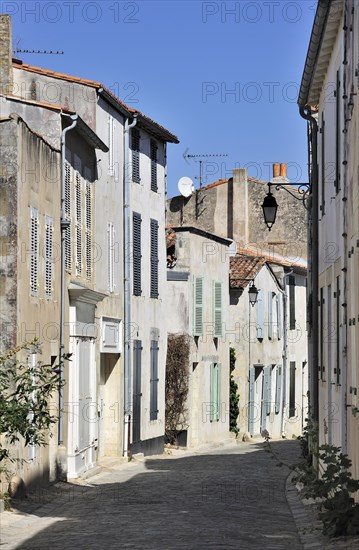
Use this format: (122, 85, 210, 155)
(0, 440, 357, 549)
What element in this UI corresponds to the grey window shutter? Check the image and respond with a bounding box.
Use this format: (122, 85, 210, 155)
(150, 340, 159, 420)
(275, 365, 282, 414)
(249, 367, 255, 434)
(133, 212, 142, 296)
(30, 208, 38, 296)
(263, 366, 271, 416)
(256, 290, 264, 339)
(85, 181, 92, 280)
(193, 276, 204, 336)
(268, 291, 273, 339)
(150, 219, 159, 298)
(335, 70, 340, 193)
(132, 128, 140, 183)
(150, 140, 158, 192)
(289, 362, 296, 417)
(75, 172, 82, 276)
(276, 294, 282, 339)
(45, 215, 53, 299)
(289, 275, 296, 330)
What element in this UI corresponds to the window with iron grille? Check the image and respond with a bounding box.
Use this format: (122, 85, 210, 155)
(64, 161, 71, 272)
(45, 215, 53, 299)
(107, 222, 115, 292)
(150, 340, 159, 420)
(133, 212, 142, 296)
(75, 172, 82, 276)
(85, 181, 92, 280)
(150, 139, 158, 192)
(131, 128, 140, 183)
(150, 219, 159, 298)
(30, 207, 38, 296)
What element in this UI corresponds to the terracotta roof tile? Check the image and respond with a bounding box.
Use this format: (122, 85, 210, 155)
(230, 253, 266, 289)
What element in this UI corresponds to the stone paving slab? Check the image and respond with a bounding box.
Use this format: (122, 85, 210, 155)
(0, 439, 336, 550)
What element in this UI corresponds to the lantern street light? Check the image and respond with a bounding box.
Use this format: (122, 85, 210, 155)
(248, 281, 259, 307)
(261, 163, 310, 231)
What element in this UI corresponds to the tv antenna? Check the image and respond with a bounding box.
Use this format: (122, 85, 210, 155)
(13, 38, 64, 56)
(183, 153, 228, 188)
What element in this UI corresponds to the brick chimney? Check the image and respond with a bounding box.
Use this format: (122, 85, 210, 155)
(273, 163, 280, 178)
(280, 163, 287, 178)
(0, 14, 13, 95)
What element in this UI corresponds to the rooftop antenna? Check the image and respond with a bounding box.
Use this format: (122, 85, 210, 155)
(184, 153, 228, 189)
(13, 38, 64, 56)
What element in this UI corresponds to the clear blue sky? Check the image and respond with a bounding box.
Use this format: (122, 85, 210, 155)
(6, 0, 317, 197)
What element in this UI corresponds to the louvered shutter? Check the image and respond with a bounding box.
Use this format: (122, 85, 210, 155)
(150, 140, 158, 192)
(107, 222, 115, 292)
(268, 291, 273, 339)
(216, 363, 221, 421)
(210, 363, 216, 422)
(275, 365, 282, 414)
(64, 162, 71, 272)
(133, 212, 142, 296)
(75, 172, 82, 276)
(150, 340, 159, 420)
(276, 294, 282, 339)
(132, 128, 140, 183)
(108, 115, 114, 176)
(256, 290, 264, 339)
(150, 219, 159, 298)
(85, 181, 92, 280)
(263, 366, 271, 416)
(193, 276, 204, 336)
(213, 281, 223, 337)
(289, 362, 296, 417)
(45, 215, 53, 299)
(249, 367, 255, 434)
(289, 275, 296, 330)
(30, 208, 38, 296)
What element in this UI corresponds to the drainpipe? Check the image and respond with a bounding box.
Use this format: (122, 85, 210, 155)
(123, 114, 137, 457)
(278, 269, 293, 438)
(59, 114, 78, 445)
(299, 106, 319, 443)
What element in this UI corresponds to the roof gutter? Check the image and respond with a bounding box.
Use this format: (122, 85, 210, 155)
(298, 0, 332, 108)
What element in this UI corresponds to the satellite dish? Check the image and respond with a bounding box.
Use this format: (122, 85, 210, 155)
(178, 176, 194, 197)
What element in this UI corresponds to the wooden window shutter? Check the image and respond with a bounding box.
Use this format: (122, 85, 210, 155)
(289, 275, 296, 330)
(193, 276, 204, 336)
(150, 219, 159, 298)
(263, 366, 271, 416)
(216, 363, 221, 421)
(107, 222, 115, 292)
(133, 212, 142, 296)
(45, 215, 53, 299)
(276, 294, 282, 339)
(150, 139, 158, 192)
(30, 207, 38, 296)
(150, 340, 159, 420)
(275, 365, 282, 414)
(75, 172, 82, 276)
(85, 181, 92, 280)
(64, 161, 71, 273)
(268, 292, 273, 339)
(132, 128, 140, 183)
(256, 290, 264, 339)
(213, 281, 223, 337)
(335, 70, 341, 193)
(289, 362, 296, 417)
(249, 367, 255, 434)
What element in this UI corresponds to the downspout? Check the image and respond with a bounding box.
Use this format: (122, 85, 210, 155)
(279, 269, 293, 438)
(299, 105, 319, 442)
(123, 114, 138, 458)
(59, 114, 78, 445)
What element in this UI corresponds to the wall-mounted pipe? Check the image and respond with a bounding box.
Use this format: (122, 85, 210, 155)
(123, 114, 137, 458)
(59, 114, 78, 445)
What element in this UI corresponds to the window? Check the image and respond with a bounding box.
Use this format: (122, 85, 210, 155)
(289, 362, 296, 417)
(64, 161, 71, 272)
(108, 115, 114, 176)
(268, 292, 273, 340)
(30, 207, 38, 296)
(335, 70, 341, 193)
(275, 365, 282, 414)
(150, 340, 159, 420)
(75, 172, 82, 276)
(276, 294, 282, 339)
(288, 275, 296, 330)
(263, 366, 271, 416)
(210, 363, 221, 422)
(150, 219, 159, 298)
(256, 290, 264, 340)
(150, 139, 158, 192)
(133, 212, 142, 296)
(131, 128, 140, 183)
(107, 222, 115, 293)
(85, 180, 92, 280)
(213, 281, 223, 337)
(45, 216, 53, 299)
(193, 276, 204, 336)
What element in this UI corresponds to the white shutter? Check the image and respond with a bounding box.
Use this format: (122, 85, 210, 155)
(85, 180, 92, 280)
(64, 161, 72, 272)
(107, 222, 115, 292)
(75, 172, 82, 276)
(45, 215, 53, 299)
(30, 207, 38, 296)
(108, 115, 114, 176)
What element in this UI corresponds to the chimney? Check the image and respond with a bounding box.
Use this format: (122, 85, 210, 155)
(0, 14, 13, 95)
(272, 163, 280, 178)
(280, 163, 287, 178)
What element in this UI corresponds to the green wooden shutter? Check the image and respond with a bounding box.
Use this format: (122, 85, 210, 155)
(150, 219, 159, 298)
(210, 363, 215, 422)
(213, 281, 223, 337)
(268, 291, 273, 339)
(257, 290, 264, 339)
(193, 276, 204, 336)
(133, 212, 142, 296)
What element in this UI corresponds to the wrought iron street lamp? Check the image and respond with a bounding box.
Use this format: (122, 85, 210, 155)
(248, 281, 259, 307)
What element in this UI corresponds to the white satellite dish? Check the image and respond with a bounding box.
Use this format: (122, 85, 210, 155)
(178, 176, 194, 197)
